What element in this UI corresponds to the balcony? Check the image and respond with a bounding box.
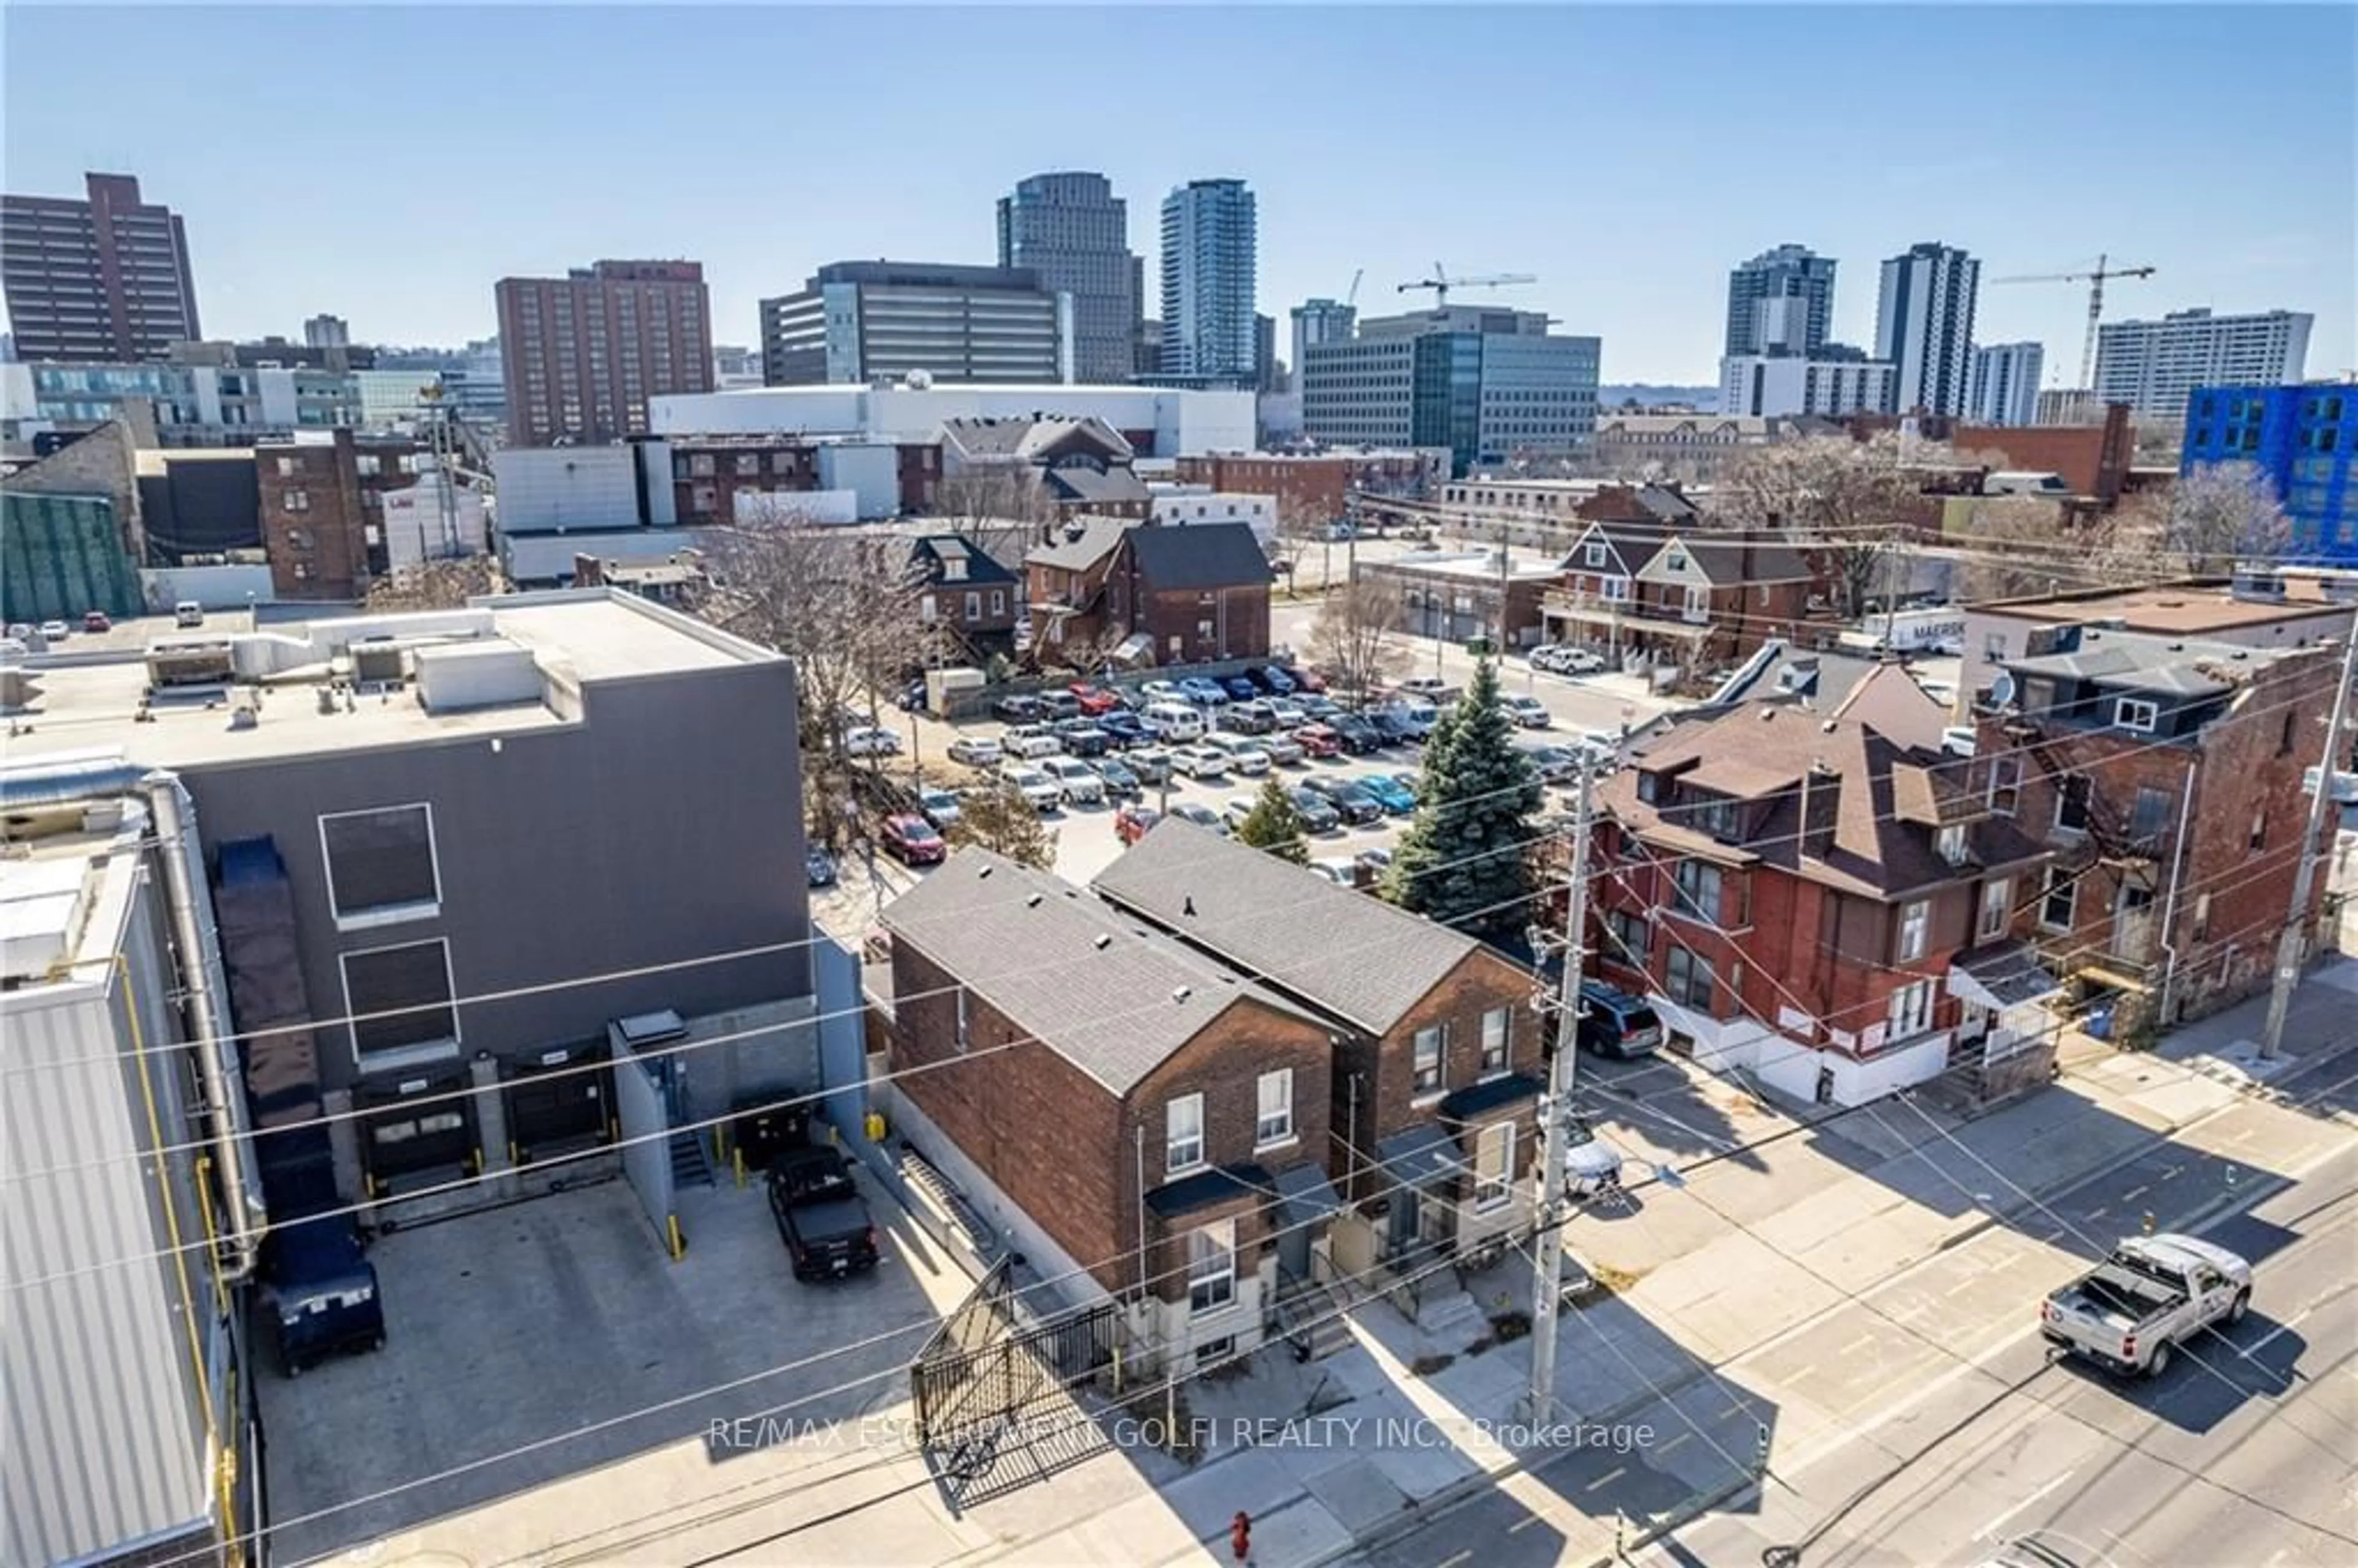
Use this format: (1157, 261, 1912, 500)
(1543, 586, 1714, 638)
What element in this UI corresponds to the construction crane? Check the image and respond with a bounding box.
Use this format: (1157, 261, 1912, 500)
(1398, 262, 1536, 311)
(1345, 268, 1364, 309)
(1990, 254, 2157, 395)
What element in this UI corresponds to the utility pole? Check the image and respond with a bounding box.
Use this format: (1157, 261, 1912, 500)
(1523, 764, 1593, 1422)
(2260, 610, 2358, 1059)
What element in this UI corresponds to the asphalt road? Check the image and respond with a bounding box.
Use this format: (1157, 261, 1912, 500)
(1346, 1052, 2358, 1568)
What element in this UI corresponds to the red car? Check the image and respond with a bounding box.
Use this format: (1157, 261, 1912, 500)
(82, 610, 112, 633)
(878, 813, 946, 866)
(1069, 682, 1123, 717)
(1290, 666, 1328, 694)
(1291, 723, 1344, 759)
(1115, 804, 1162, 845)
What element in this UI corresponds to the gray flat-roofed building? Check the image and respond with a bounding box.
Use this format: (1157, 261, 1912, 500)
(761, 260, 1069, 388)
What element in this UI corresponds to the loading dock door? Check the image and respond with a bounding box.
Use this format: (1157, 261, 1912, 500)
(504, 1044, 613, 1166)
(357, 1074, 478, 1197)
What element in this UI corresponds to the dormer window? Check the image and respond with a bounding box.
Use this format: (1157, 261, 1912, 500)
(1584, 542, 1608, 568)
(2113, 697, 2157, 733)
(1665, 553, 1689, 573)
(1936, 823, 1967, 864)
(1689, 794, 1740, 839)
(941, 557, 968, 583)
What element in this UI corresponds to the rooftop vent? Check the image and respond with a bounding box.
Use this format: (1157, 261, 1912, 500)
(1172, 985, 1191, 1003)
(2230, 567, 2286, 604)
(1094, 933, 1113, 950)
(2321, 574, 2358, 607)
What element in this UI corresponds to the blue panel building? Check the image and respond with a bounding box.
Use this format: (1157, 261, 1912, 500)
(2182, 383, 2356, 564)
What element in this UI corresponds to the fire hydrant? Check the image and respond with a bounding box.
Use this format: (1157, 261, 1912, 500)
(1230, 1510, 1252, 1564)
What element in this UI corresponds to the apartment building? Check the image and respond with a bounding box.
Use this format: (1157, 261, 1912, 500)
(1, 172, 202, 362)
(1542, 519, 1821, 664)
(496, 260, 714, 446)
(1967, 342, 2045, 427)
(1159, 179, 1258, 384)
(2182, 382, 2356, 565)
(1874, 242, 1980, 417)
(2093, 309, 2311, 419)
(998, 171, 1138, 384)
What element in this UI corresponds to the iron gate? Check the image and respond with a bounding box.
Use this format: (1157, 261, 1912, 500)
(909, 1258, 1121, 1453)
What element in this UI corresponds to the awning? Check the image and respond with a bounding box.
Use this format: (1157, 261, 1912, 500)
(1144, 1163, 1272, 1219)
(1439, 1072, 1543, 1122)
(1272, 1162, 1344, 1222)
(1375, 1123, 1460, 1188)
(1948, 943, 2063, 1012)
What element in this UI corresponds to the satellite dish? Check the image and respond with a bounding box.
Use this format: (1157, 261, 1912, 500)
(1988, 670, 2017, 707)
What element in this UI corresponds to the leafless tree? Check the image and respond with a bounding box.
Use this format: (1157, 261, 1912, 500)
(1309, 576, 1411, 702)
(2113, 461, 2293, 576)
(935, 467, 1056, 547)
(363, 554, 502, 612)
(946, 785, 1058, 871)
(1266, 497, 1331, 594)
(1716, 430, 1929, 619)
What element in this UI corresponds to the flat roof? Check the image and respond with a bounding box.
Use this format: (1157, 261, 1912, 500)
(1976, 578, 2355, 634)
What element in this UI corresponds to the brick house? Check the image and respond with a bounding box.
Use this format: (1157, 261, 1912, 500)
(1543, 521, 1821, 667)
(1973, 621, 2345, 1032)
(877, 851, 1339, 1375)
(255, 430, 427, 600)
(1593, 666, 2056, 1106)
(1026, 519, 1274, 666)
(1095, 821, 1544, 1290)
(664, 434, 939, 524)
(909, 534, 1020, 664)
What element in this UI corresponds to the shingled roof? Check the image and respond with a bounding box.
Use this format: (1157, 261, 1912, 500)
(1123, 522, 1274, 592)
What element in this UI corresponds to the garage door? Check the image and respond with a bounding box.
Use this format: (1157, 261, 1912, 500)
(503, 1044, 614, 1167)
(357, 1074, 478, 1197)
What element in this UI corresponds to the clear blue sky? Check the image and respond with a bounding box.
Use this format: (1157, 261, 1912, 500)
(6, 2, 2351, 385)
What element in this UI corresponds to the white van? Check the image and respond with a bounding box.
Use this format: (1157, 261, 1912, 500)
(174, 601, 206, 628)
(1143, 700, 1206, 743)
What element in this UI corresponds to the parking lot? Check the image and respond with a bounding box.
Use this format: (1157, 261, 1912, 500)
(257, 1168, 954, 1562)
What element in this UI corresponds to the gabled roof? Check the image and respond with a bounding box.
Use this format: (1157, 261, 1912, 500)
(1027, 516, 1134, 573)
(880, 850, 1310, 1096)
(1560, 520, 1669, 576)
(1121, 522, 1274, 592)
(940, 414, 1132, 464)
(1045, 464, 1152, 506)
(1635, 531, 1815, 588)
(1091, 820, 1499, 1035)
(909, 534, 1018, 586)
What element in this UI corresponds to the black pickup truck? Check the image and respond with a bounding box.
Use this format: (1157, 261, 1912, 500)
(768, 1147, 881, 1282)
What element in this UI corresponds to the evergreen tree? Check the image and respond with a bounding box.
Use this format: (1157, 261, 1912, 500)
(1235, 777, 1311, 864)
(1383, 659, 1542, 935)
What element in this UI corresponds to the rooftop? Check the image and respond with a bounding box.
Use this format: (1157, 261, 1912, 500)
(2001, 626, 2306, 698)
(1974, 575, 2358, 635)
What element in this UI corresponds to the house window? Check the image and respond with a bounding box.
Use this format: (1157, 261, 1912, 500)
(1188, 1219, 1236, 1314)
(941, 557, 968, 582)
(1886, 979, 1933, 1041)
(1936, 824, 1968, 865)
(1673, 858, 1722, 921)
(1982, 632, 2007, 664)
(2054, 773, 2091, 834)
(734, 453, 760, 476)
(2192, 891, 2211, 941)
(356, 454, 381, 476)
(1978, 877, 2012, 942)
(1665, 945, 1714, 1011)
(1988, 755, 2021, 817)
(2039, 866, 2076, 931)
(1584, 542, 1608, 568)
(2130, 786, 2172, 841)
(964, 591, 981, 619)
(1166, 1093, 1205, 1173)
(1479, 1007, 1511, 1076)
(1665, 553, 1688, 573)
(1255, 1069, 1294, 1148)
(282, 489, 309, 512)
(2114, 697, 2158, 734)
(1601, 575, 1631, 604)
(319, 805, 442, 929)
(1606, 907, 1650, 964)
(2249, 809, 2267, 850)
(340, 939, 459, 1066)
(1411, 1025, 1445, 1096)
(1473, 1122, 1514, 1211)
(276, 456, 297, 477)
(1897, 899, 1931, 961)
(990, 590, 1006, 617)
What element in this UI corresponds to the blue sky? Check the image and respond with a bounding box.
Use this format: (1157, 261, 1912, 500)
(6, 3, 2351, 384)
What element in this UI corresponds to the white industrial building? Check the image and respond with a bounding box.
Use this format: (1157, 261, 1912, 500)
(2093, 308, 2313, 418)
(1719, 353, 1896, 419)
(1148, 484, 1277, 545)
(647, 382, 1255, 458)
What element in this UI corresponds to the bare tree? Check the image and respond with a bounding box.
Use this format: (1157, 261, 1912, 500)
(1716, 430, 1929, 619)
(1309, 576, 1411, 702)
(364, 554, 502, 612)
(946, 785, 1058, 870)
(935, 467, 1056, 547)
(2114, 461, 2293, 575)
(1267, 497, 1327, 595)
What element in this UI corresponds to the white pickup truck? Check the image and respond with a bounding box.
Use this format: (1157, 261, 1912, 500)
(2039, 1234, 2252, 1378)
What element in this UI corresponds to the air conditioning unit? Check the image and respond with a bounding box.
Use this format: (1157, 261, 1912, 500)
(352, 643, 405, 686)
(2230, 567, 2286, 604)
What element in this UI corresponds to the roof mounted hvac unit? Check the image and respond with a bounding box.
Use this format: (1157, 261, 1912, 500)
(2230, 566, 2286, 604)
(351, 640, 405, 687)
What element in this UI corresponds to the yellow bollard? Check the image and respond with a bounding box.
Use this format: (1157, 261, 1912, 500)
(667, 1213, 685, 1260)
(734, 1147, 747, 1189)
(866, 1109, 887, 1143)
(1111, 1344, 1124, 1395)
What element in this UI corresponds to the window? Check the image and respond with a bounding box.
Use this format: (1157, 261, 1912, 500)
(2130, 786, 2172, 841)
(1988, 754, 2021, 817)
(1479, 1007, 1511, 1076)
(1473, 1122, 1515, 1211)
(963, 591, 981, 619)
(941, 556, 968, 583)
(1886, 979, 1933, 1041)
(341, 939, 459, 1066)
(1897, 899, 1931, 961)
(1607, 907, 1650, 963)
(2192, 891, 2212, 941)
(356, 454, 381, 476)
(1978, 877, 2012, 942)
(2039, 866, 2076, 931)
(2054, 773, 2091, 834)
(734, 453, 760, 476)
(1982, 632, 2008, 665)
(281, 489, 309, 512)
(1601, 575, 1631, 604)
(1584, 542, 1608, 568)
(276, 456, 296, 477)
(1255, 1069, 1294, 1148)
(2114, 697, 2158, 734)
(1165, 1093, 1204, 1173)
(1936, 824, 1968, 865)
(1187, 1219, 1235, 1314)
(1673, 858, 1722, 920)
(1666, 945, 1714, 1011)
(1411, 1025, 1445, 1096)
(2249, 808, 2267, 850)
(320, 805, 442, 928)
(989, 590, 1006, 617)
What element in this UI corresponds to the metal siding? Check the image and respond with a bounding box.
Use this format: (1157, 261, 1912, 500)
(3, 880, 214, 1567)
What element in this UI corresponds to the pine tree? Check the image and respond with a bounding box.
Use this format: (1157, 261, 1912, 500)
(1383, 659, 1542, 935)
(1235, 776, 1311, 864)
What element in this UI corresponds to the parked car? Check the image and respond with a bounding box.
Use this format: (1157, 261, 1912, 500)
(1002, 725, 1065, 759)
(1302, 775, 1384, 825)
(1205, 735, 1272, 775)
(1288, 787, 1342, 834)
(1381, 697, 1439, 739)
(1288, 666, 1328, 693)
(1395, 675, 1458, 704)
(946, 735, 1004, 768)
(806, 848, 839, 888)
(1220, 796, 1259, 833)
(1522, 745, 1583, 785)
(1170, 744, 1229, 780)
(1115, 803, 1162, 845)
(1037, 691, 1083, 721)
(1091, 758, 1142, 798)
(1309, 858, 1356, 885)
(1501, 694, 1553, 729)
(5, 622, 33, 642)
(1267, 699, 1309, 728)
(1261, 732, 1306, 767)
(1562, 1117, 1625, 1198)
(1139, 679, 1186, 704)
(1053, 720, 1111, 757)
(1292, 723, 1344, 759)
(1353, 846, 1395, 881)
(1218, 699, 1278, 735)
(1070, 682, 1124, 716)
(842, 725, 903, 758)
(1142, 700, 1207, 743)
(768, 1147, 881, 1282)
(1326, 715, 1387, 755)
(1251, 665, 1298, 695)
(1000, 764, 1064, 813)
(1098, 712, 1150, 748)
(82, 610, 112, 634)
(1296, 694, 1343, 720)
(994, 694, 1045, 724)
(1178, 676, 1229, 707)
(1537, 645, 1605, 675)
(2041, 1235, 2252, 1380)
(878, 813, 947, 866)
(1127, 747, 1177, 785)
(1576, 982, 1663, 1059)
(1358, 774, 1417, 815)
(1220, 674, 1259, 702)
(1167, 801, 1228, 835)
(1367, 711, 1422, 747)
(37, 619, 70, 643)
(916, 786, 963, 832)
(1043, 756, 1106, 806)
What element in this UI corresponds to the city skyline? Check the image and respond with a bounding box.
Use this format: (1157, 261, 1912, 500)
(2, 4, 2351, 384)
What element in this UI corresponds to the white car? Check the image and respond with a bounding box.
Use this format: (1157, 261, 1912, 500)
(946, 735, 1003, 767)
(1261, 732, 1306, 767)
(1267, 699, 1308, 728)
(1562, 1117, 1624, 1197)
(1042, 756, 1105, 806)
(1002, 726, 1065, 759)
(999, 764, 1062, 812)
(1206, 735, 1272, 775)
(1501, 694, 1552, 729)
(1170, 745, 1230, 780)
(917, 786, 963, 831)
(37, 620, 71, 643)
(842, 725, 902, 757)
(1139, 680, 1186, 704)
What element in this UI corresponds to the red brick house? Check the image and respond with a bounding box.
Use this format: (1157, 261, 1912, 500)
(1974, 621, 2344, 1031)
(1593, 666, 2055, 1106)
(1025, 519, 1274, 666)
(255, 430, 429, 599)
(879, 851, 1337, 1376)
(909, 534, 1020, 664)
(1095, 821, 1543, 1294)
(1543, 520, 1821, 667)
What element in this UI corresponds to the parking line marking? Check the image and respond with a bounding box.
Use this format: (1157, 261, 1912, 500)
(2160, 1165, 2181, 1180)
(1587, 1466, 1627, 1493)
(1843, 1332, 1876, 1354)
(1724, 1400, 1749, 1418)
(2085, 1206, 2107, 1221)
(1438, 1551, 1473, 1567)
(1660, 1432, 1691, 1454)
(2123, 1185, 2149, 1201)
(1509, 1515, 1544, 1535)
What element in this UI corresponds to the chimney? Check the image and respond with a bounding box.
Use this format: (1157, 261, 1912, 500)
(1798, 759, 1840, 860)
